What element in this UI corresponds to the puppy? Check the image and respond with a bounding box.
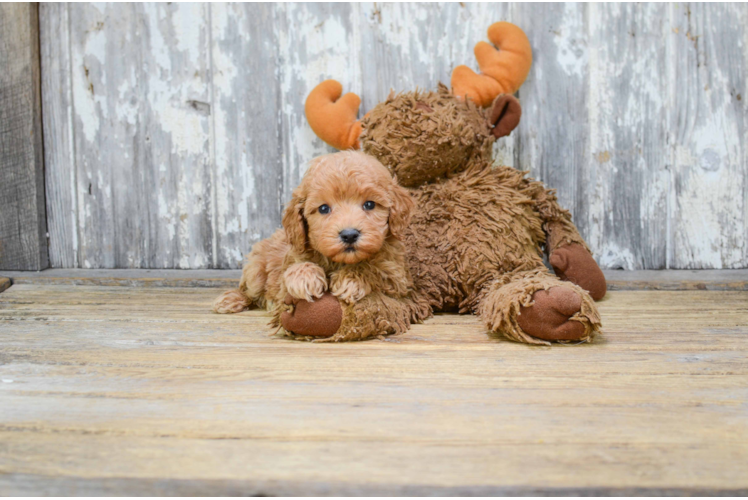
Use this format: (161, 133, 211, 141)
(213, 151, 414, 332)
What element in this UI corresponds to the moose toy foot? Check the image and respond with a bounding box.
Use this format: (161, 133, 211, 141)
(517, 286, 588, 341)
(280, 293, 343, 338)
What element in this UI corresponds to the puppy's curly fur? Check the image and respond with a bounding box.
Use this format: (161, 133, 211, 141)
(213, 151, 416, 333)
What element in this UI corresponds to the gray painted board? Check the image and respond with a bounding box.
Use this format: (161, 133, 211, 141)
(0, 3, 48, 271)
(40, 3, 76, 268)
(584, 3, 671, 270)
(39, 3, 748, 269)
(211, 4, 283, 268)
(668, 3, 747, 269)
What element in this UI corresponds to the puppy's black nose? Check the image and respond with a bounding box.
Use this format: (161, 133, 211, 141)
(339, 228, 360, 244)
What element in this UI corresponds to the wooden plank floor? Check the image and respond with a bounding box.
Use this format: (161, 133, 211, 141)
(1, 281, 747, 495)
(4, 268, 748, 290)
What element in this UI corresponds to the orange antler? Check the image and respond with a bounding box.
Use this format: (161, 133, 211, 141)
(451, 22, 532, 107)
(304, 80, 362, 150)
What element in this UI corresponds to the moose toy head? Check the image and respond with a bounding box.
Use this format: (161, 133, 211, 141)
(304, 22, 533, 187)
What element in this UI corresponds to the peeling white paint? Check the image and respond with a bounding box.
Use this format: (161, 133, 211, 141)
(144, 6, 209, 158)
(42, 2, 748, 269)
(555, 3, 587, 78)
(597, 243, 637, 270)
(668, 3, 746, 269)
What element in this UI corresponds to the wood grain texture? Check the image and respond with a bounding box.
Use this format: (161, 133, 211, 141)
(2, 269, 241, 288)
(586, 3, 670, 270)
(2, 475, 745, 498)
(515, 3, 587, 225)
(0, 3, 48, 271)
(39, 3, 77, 269)
(669, 3, 747, 269)
(39, 3, 748, 270)
(275, 2, 355, 204)
(211, 4, 283, 269)
(2, 268, 748, 291)
(603, 269, 748, 291)
(1, 284, 747, 495)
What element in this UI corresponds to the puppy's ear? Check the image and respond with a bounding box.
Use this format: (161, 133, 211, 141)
(387, 181, 414, 239)
(282, 185, 308, 254)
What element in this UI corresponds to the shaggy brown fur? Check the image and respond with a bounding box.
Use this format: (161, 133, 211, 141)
(220, 20, 604, 344)
(355, 85, 603, 344)
(285, 21, 604, 344)
(294, 85, 603, 344)
(361, 86, 493, 188)
(213, 151, 428, 338)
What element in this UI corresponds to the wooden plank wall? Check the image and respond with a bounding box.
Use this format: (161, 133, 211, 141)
(0, 3, 48, 270)
(39, 3, 748, 270)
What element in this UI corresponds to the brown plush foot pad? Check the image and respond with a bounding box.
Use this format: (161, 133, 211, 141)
(280, 293, 343, 337)
(517, 286, 586, 341)
(550, 244, 607, 301)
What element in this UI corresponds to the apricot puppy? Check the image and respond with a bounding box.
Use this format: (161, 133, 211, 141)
(213, 151, 414, 337)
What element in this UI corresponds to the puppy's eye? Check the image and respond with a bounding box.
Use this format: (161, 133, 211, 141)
(363, 201, 376, 211)
(318, 204, 331, 215)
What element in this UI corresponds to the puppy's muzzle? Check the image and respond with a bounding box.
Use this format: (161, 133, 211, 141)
(339, 228, 360, 245)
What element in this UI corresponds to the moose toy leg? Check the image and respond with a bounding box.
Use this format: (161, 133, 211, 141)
(543, 220, 607, 301)
(478, 269, 601, 345)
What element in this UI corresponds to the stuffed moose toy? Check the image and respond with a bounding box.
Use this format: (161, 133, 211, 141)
(222, 22, 607, 345)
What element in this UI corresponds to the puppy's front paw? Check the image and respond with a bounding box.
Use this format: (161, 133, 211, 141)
(331, 276, 371, 304)
(284, 263, 328, 302)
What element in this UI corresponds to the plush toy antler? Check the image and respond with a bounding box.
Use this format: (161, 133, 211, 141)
(451, 22, 532, 107)
(304, 79, 362, 150)
(306, 22, 531, 148)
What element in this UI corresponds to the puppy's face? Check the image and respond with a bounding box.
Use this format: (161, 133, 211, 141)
(283, 152, 413, 264)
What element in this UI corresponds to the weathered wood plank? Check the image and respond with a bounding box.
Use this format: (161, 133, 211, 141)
(39, 3, 78, 269)
(66, 3, 118, 268)
(0, 474, 747, 497)
(2, 268, 747, 291)
(515, 3, 588, 227)
(669, 3, 747, 269)
(138, 3, 214, 269)
(603, 269, 748, 291)
(1, 269, 241, 288)
(38, 3, 748, 270)
(0, 3, 48, 271)
(2, 474, 744, 497)
(275, 3, 357, 204)
(0, 285, 747, 494)
(585, 3, 670, 270)
(62, 4, 214, 269)
(210, 4, 283, 269)
(358, 3, 509, 102)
